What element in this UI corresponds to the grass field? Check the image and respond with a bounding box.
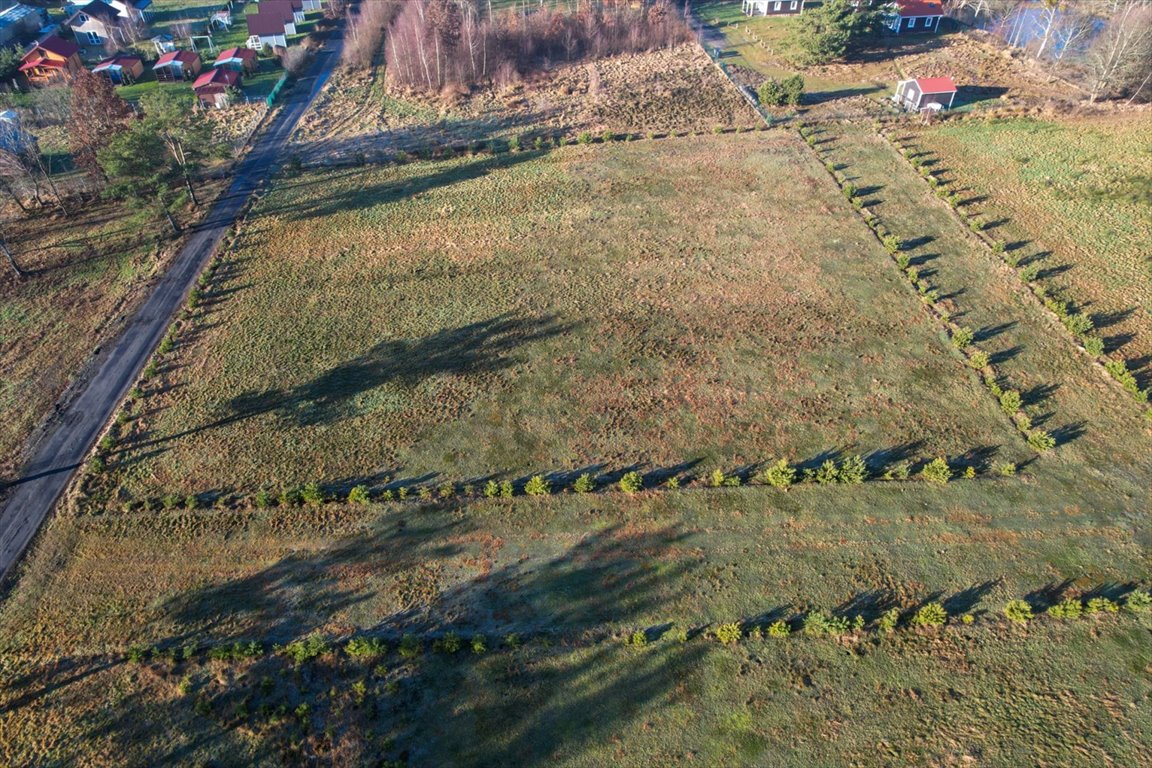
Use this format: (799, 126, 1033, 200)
(98, 133, 1031, 502)
(908, 115, 1152, 375)
(0, 187, 223, 484)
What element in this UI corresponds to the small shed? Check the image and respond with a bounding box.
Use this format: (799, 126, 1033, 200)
(894, 77, 957, 111)
(884, 0, 945, 34)
(213, 47, 257, 74)
(153, 49, 201, 82)
(742, 0, 804, 15)
(92, 53, 144, 85)
(18, 34, 82, 86)
(193, 66, 240, 109)
(246, 11, 292, 50)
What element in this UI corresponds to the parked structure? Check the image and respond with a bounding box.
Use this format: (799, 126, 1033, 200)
(18, 35, 82, 85)
(92, 52, 144, 84)
(213, 46, 257, 74)
(742, 0, 804, 15)
(894, 76, 957, 110)
(883, 0, 945, 34)
(263, 0, 306, 25)
(0, 4, 44, 49)
(193, 66, 238, 109)
(152, 49, 200, 81)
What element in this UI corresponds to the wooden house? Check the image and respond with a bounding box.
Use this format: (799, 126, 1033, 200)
(193, 66, 239, 109)
(152, 49, 201, 81)
(18, 35, 82, 86)
(894, 77, 957, 111)
(92, 53, 144, 85)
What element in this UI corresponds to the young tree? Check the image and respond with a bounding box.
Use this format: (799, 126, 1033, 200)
(68, 71, 135, 182)
(0, 45, 22, 87)
(795, 0, 877, 65)
(99, 125, 181, 233)
(0, 236, 23, 279)
(137, 89, 218, 206)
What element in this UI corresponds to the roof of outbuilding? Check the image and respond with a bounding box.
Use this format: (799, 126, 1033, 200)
(25, 34, 80, 60)
(154, 49, 199, 67)
(215, 47, 257, 62)
(246, 11, 288, 36)
(913, 76, 957, 93)
(193, 66, 239, 90)
(92, 54, 142, 71)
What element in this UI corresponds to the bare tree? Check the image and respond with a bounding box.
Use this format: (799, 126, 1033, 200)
(1085, 0, 1152, 101)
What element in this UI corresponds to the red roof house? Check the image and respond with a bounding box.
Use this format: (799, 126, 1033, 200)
(885, 0, 945, 34)
(153, 49, 202, 81)
(91, 53, 145, 85)
(18, 35, 82, 86)
(213, 47, 258, 74)
(894, 76, 957, 110)
(193, 66, 240, 109)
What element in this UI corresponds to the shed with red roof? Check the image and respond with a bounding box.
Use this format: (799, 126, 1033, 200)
(18, 35, 82, 86)
(193, 66, 240, 109)
(895, 76, 957, 111)
(92, 53, 144, 85)
(153, 49, 201, 81)
(213, 47, 258, 74)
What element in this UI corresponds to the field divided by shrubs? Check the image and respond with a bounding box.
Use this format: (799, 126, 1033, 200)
(97, 133, 1025, 502)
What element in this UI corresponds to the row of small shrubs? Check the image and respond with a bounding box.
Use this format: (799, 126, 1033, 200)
(126, 590, 1152, 667)
(881, 129, 1150, 419)
(156, 455, 1009, 511)
(692, 588, 1152, 646)
(802, 124, 1056, 454)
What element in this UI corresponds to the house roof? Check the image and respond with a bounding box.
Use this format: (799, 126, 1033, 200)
(246, 12, 288, 36)
(92, 53, 141, 71)
(24, 34, 79, 61)
(154, 49, 199, 67)
(913, 76, 957, 94)
(215, 47, 256, 64)
(69, 0, 121, 24)
(895, 0, 944, 16)
(193, 66, 239, 90)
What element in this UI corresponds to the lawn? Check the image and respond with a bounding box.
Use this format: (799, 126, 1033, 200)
(908, 114, 1152, 374)
(100, 133, 1029, 502)
(809, 123, 1152, 479)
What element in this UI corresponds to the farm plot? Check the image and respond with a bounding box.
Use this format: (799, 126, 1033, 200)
(809, 123, 1152, 480)
(0, 485, 1150, 765)
(103, 132, 1028, 501)
(909, 115, 1152, 371)
(291, 44, 761, 164)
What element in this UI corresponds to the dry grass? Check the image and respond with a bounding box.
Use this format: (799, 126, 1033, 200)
(98, 133, 1024, 501)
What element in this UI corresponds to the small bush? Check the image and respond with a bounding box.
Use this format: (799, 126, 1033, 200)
(895, 252, 911, 270)
(279, 636, 331, 665)
(665, 476, 680, 489)
(877, 608, 901, 633)
(911, 602, 948, 628)
(161, 493, 180, 510)
(126, 645, 149, 663)
(1003, 600, 1033, 623)
(576, 131, 593, 145)
(1063, 313, 1093, 337)
(951, 326, 974, 350)
(1019, 263, 1041, 282)
(882, 234, 902, 255)
(713, 622, 742, 645)
(345, 637, 387, 659)
(499, 480, 515, 498)
(1124, 590, 1152, 613)
(804, 610, 850, 637)
(572, 473, 595, 493)
(781, 74, 804, 105)
(470, 634, 487, 654)
(300, 482, 325, 506)
(524, 475, 551, 496)
(1027, 430, 1056, 452)
(920, 458, 952, 485)
(966, 349, 990, 370)
(1105, 359, 1145, 398)
(619, 471, 644, 494)
(990, 240, 1005, 254)
(347, 485, 370, 505)
(708, 469, 727, 488)
(813, 460, 840, 485)
(759, 459, 796, 490)
(1083, 336, 1105, 356)
(1047, 598, 1083, 620)
(183, 494, 198, 511)
(483, 480, 499, 498)
(882, 461, 910, 481)
(626, 630, 648, 648)
(398, 634, 422, 658)
(434, 632, 463, 654)
(1085, 597, 1119, 615)
(758, 78, 786, 106)
(996, 462, 1017, 477)
(998, 389, 1022, 415)
(253, 488, 272, 508)
(963, 466, 977, 479)
(838, 455, 868, 484)
(767, 620, 791, 638)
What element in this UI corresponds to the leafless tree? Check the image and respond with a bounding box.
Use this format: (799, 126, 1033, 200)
(1085, 0, 1152, 101)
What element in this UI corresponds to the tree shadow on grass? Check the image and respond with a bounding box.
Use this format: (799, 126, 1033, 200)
(119, 312, 573, 456)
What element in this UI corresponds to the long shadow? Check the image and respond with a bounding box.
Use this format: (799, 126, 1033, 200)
(118, 313, 574, 455)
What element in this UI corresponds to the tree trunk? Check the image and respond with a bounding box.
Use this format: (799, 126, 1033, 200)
(184, 172, 199, 207)
(1, 240, 24, 279)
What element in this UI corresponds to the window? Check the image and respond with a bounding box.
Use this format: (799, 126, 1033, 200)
(773, 1, 781, 9)
(85, 31, 102, 44)
(790, 0, 798, 8)
(907, 17, 917, 28)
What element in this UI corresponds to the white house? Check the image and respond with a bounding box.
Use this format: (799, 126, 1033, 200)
(742, 0, 804, 15)
(884, 0, 945, 34)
